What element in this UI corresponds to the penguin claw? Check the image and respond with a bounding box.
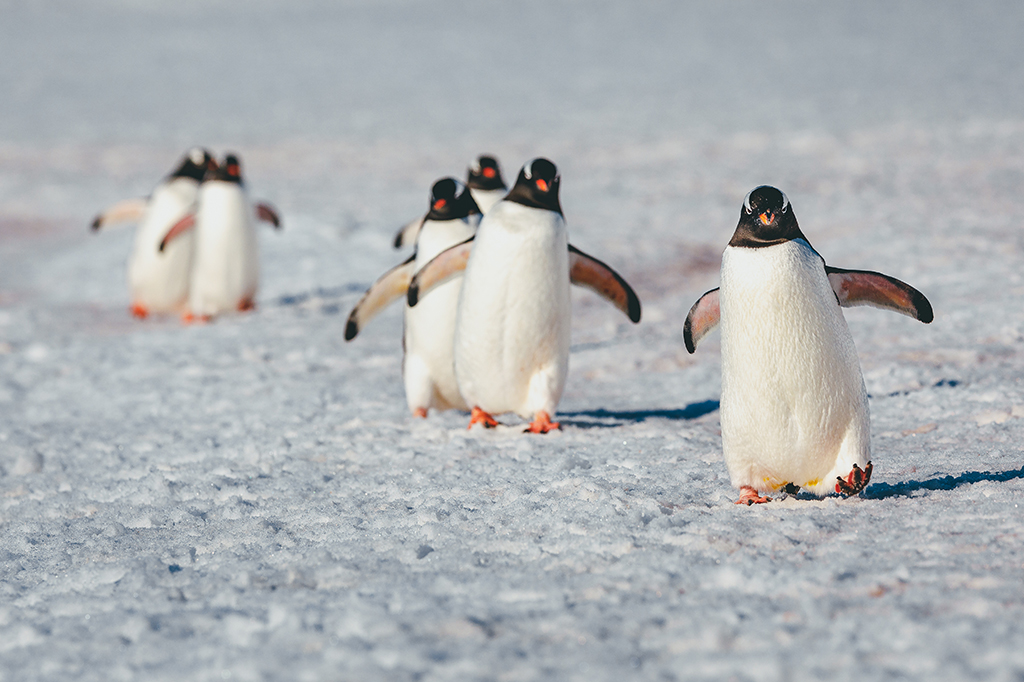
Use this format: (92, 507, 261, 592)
(468, 407, 499, 430)
(735, 486, 771, 505)
(129, 303, 149, 319)
(412, 407, 428, 419)
(835, 461, 873, 496)
(525, 411, 560, 434)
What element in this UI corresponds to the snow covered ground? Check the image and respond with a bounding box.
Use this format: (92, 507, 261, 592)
(2, 2, 1024, 680)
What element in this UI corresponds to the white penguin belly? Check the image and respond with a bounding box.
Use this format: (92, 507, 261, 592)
(402, 218, 475, 412)
(469, 188, 506, 214)
(128, 178, 197, 312)
(719, 240, 870, 496)
(453, 202, 571, 418)
(189, 183, 258, 316)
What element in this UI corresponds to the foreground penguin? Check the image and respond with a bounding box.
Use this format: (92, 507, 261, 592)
(683, 186, 933, 504)
(159, 153, 281, 322)
(393, 155, 507, 249)
(408, 158, 642, 433)
(90, 148, 214, 317)
(346, 178, 481, 416)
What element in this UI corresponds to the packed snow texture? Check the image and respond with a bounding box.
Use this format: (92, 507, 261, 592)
(2, 2, 1024, 680)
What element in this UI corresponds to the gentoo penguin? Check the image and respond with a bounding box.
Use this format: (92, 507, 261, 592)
(407, 158, 642, 433)
(159, 153, 281, 322)
(90, 148, 214, 318)
(393, 155, 507, 249)
(466, 155, 508, 214)
(683, 186, 933, 504)
(345, 178, 481, 417)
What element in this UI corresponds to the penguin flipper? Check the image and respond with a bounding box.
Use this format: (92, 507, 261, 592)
(567, 244, 641, 323)
(393, 216, 425, 249)
(158, 214, 196, 252)
(91, 198, 147, 231)
(345, 255, 417, 341)
(683, 288, 720, 354)
(407, 237, 474, 307)
(826, 267, 933, 323)
(256, 202, 281, 229)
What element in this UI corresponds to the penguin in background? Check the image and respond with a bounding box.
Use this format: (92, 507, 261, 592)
(407, 158, 642, 433)
(465, 155, 508, 214)
(345, 178, 480, 417)
(90, 148, 214, 318)
(393, 155, 507, 249)
(683, 186, 933, 504)
(158, 153, 281, 322)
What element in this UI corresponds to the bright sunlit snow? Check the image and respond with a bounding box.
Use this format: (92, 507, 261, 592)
(2, 2, 1023, 680)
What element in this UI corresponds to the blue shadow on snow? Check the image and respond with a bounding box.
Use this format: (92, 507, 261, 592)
(559, 400, 720, 428)
(863, 466, 1024, 499)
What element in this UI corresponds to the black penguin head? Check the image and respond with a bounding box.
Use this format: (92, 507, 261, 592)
(207, 153, 244, 184)
(466, 155, 507, 191)
(171, 147, 215, 182)
(728, 185, 807, 247)
(505, 157, 562, 214)
(425, 177, 480, 221)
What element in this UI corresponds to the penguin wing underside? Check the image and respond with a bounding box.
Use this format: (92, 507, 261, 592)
(406, 237, 474, 307)
(393, 216, 425, 249)
(91, 198, 148, 232)
(568, 245, 642, 323)
(683, 288, 720, 354)
(345, 255, 417, 341)
(826, 266, 933, 323)
(158, 213, 196, 252)
(256, 202, 281, 229)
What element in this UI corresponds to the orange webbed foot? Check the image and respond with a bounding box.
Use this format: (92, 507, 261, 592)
(181, 311, 211, 325)
(468, 406, 499, 430)
(525, 411, 560, 434)
(412, 407, 428, 419)
(130, 303, 149, 319)
(735, 486, 771, 505)
(835, 461, 873, 496)
(237, 297, 256, 312)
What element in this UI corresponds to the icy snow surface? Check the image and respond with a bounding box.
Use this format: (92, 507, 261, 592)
(2, 2, 1024, 680)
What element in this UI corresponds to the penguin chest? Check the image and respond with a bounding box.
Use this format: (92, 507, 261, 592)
(719, 241, 869, 490)
(191, 183, 258, 312)
(454, 203, 571, 414)
(402, 218, 476, 409)
(469, 188, 507, 214)
(129, 178, 198, 310)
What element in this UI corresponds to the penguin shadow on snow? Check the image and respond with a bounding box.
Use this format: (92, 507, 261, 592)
(275, 283, 368, 315)
(558, 399, 719, 429)
(862, 465, 1024, 500)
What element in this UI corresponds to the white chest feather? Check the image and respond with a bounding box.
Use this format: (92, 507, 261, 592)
(469, 188, 507, 215)
(402, 217, 476, 411)
(189, 182, 259, 315)
(719, 240, 869, 495)
(128, 177, 198, 311)
(453, 201, 571, 417)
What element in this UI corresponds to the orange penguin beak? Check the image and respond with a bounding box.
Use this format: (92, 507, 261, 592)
(759, 211, 774, 225)
(536, 179, 549, 192)
(483, 167, 496, 178)
(433, 199, 447, 210)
